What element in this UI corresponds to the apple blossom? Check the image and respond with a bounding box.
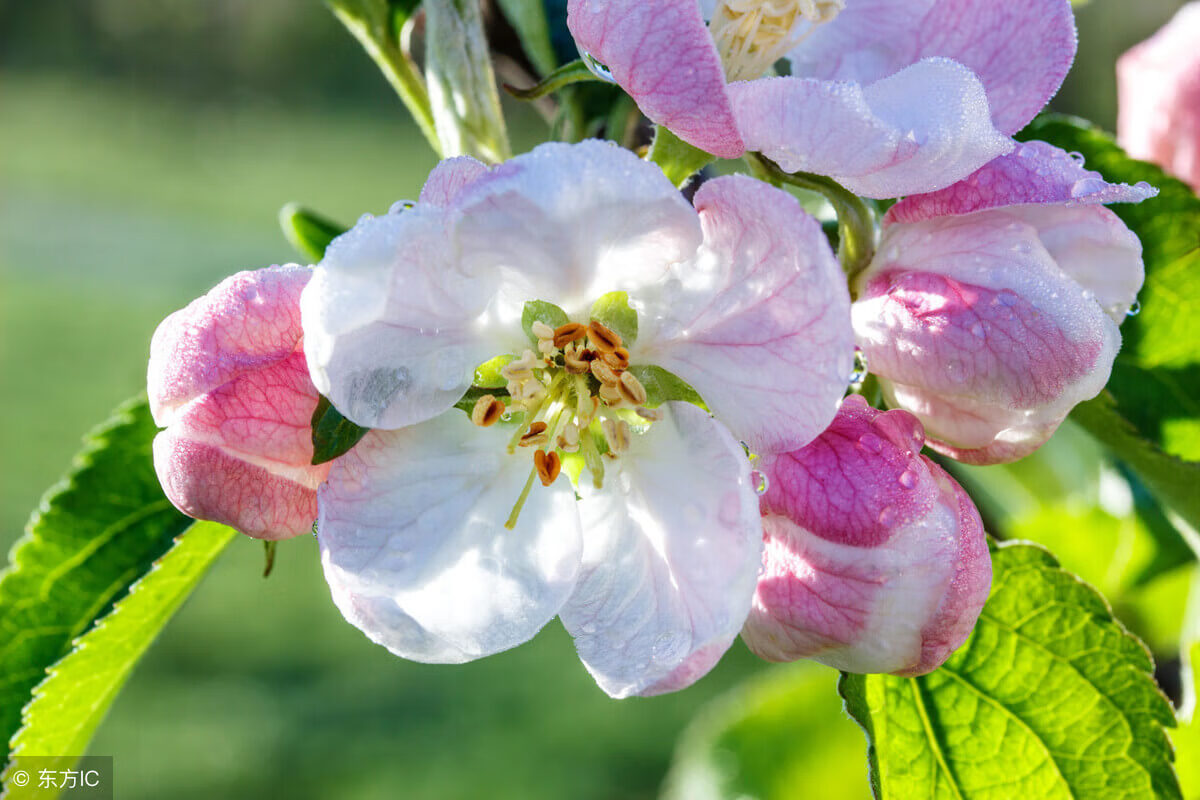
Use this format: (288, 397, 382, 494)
(566, 0, 1076, 197)
(148, 265, 329, 539)
(301, 140, 854, 697)
(852, 142, 1156, 464)
(741, 395, 990, 675)
(1118, 2, 1200, 190)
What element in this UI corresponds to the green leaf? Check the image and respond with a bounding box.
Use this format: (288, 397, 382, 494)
(279, 203, 347, 262)
(648, 125, 716, 188)
(311, 395, 371, 466)
(494, 0, 558, 77)
(590, 291, 638, 347)
(662, 663, 870, 800)
(2, 522, 235, 791)
(840, 540, 1180, 800)
(474, 354, 517, 388)
(1019, 116, 1200, 534)
(1172, 641, 1200, 799)
(625, 365, 705, 409)
(0, 398, 193, 766)
(521, 300, 569, 344)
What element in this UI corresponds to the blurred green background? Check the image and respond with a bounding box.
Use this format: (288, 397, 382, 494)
(0, 1, 1192, 798)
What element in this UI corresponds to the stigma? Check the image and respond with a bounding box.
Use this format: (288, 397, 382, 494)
(710, 0, 844, 81)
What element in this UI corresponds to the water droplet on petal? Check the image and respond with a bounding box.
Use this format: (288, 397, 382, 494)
(1067, 151, 1086, 166)
(581, 51, 616, 82)
(858, 433, 883, 454)
(357, 212, 375, 225)
(751, 470, 770, 496)
(898, 470, 918, 489)
(878, 505, 897, 526)
(970, 322, 986, 338)
(388, 199, 416, 215)
(1127, 299, 1141, 317)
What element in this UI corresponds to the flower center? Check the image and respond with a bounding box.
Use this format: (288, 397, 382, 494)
(469, 318, 660, 529)
(710, 0, 844, 81)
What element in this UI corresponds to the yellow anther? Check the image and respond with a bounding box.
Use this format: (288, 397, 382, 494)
(598, 383, 624, 406)
(563, 342, 594, 374)
(587, 320, 622, 353)
(711, 0, 844, 81)
(553, 322, 588, 349)
(590, 359, 620, 386)
(601, 346, 630, 371)
(617, 371, 648, 407)
(519, 421, 550, 447)
(557, 422, 581, 453)
(534, 448, 562, 486)
(471, 394, 505, 427)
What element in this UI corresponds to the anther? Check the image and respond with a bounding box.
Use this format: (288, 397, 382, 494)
(636, 407, 663, 422)
(590, 359, 620, 386)
(617, 371, 648, 406)
(587, 321, 622, 353)
(553, 322, 588, 349)
(530, 320, 555, 340)
(519, 420, 549, 446)
(557, 422, 581, 453)
(563, 343, 595, 374)
(471, 394, 505, 427)
(599, 383, 624, 406)
(534, 449, 562, 486)
(601, 346, 630, 370)
(602, 419, 631, 455)
(537, 339, 558, 358)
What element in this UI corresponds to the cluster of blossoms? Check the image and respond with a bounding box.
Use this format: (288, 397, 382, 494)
(149, 0, 1159, 696)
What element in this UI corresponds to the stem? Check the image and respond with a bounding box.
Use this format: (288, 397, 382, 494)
(748, 153, 876, 281)
(329, 3, 441, 156)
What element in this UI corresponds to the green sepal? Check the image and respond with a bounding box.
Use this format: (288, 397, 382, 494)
(474, 354, 517, 388)
(590, 291, 638, 347)
(626, 365, 705, 409)
(279, 203, 347, 262)
(310, 395, 371, 465)
(521, 300, 569, 344)
(503, 59, 601, 101)
(647, 125, 716, 188)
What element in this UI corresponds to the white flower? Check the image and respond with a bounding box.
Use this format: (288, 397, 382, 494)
(300, 141, 853, 697)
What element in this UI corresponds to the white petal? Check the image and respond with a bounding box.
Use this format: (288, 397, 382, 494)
(449, 140, 703, 322)
(319, 413, 583, 662)
(301, 209, 498, 429)
(636, 176, 854, 454)
(560, 403, 763, 698)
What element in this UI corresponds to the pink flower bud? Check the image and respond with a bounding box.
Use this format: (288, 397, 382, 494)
(1118, 3, 1200, 190)
(742, 396, 990, 676)
(853, 143, 1151, 464)
(148, 265, 329, 539)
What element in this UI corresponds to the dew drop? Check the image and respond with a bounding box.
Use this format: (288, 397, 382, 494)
(1126, 299, 1141, 317)
(388, 199, 416, 215)
(970, 322, 986, 339)
(1067, 151, 1086, 166)
(898, 470, 918, 489)
(751, 470, 770, 496)
(858, 432, 883, 454)
(581, 51, 616, 82)
(878, 505, 897, 526)
(848, 347, 869, 389)
(357, 212, 375, 225)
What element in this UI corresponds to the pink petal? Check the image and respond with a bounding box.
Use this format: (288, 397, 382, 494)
(1118, 3, 1200, 190)
(147, 266, 329, 539)
(790, 0, 1077, 135)
(419, 156, 490, 207)
(886, 141, 1158, 225)
(148, 265, 311, 426)
(742, 396, 990, 674)
(730, 59, 1012, 198)
(566, 0, 744, 158)
(635, 175, 853, 454)
(852, 211, 1123, 464)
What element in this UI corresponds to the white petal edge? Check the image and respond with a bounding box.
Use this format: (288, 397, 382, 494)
(560, 403, 763, 698)
(319, 412, 583, 663)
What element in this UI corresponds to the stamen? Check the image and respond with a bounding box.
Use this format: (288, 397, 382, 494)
(617, 371, 648, 406)
(471, 394, 505, 427)
(711, 0, 844, 81)
(601, 347, 630, 371)
(557, 421, 581, 452)
(602, 419, 631, 455)
(563, 343, 595, 374)
(534, 448, 562, 486)
(519, 421, 550, 447)
(530, 320, 555, 340)
(587, 321, 622, 353)
(598, 383, 624, 407)
(553, 322, 588, 349)
(590, 359, 620, 386)
(637, 407, 664, 422)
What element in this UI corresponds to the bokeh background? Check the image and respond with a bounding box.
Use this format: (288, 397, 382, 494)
(0, 1, 1192, 798)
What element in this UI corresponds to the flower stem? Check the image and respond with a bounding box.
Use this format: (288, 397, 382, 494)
(748, 153, 876, 280)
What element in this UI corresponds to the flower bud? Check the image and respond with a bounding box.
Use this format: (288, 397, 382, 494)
(148, 265, 329, 539)
(742, 396, 990, 676)
(1118, 3, 1200, 190)
(852, 143, 1151, 464)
